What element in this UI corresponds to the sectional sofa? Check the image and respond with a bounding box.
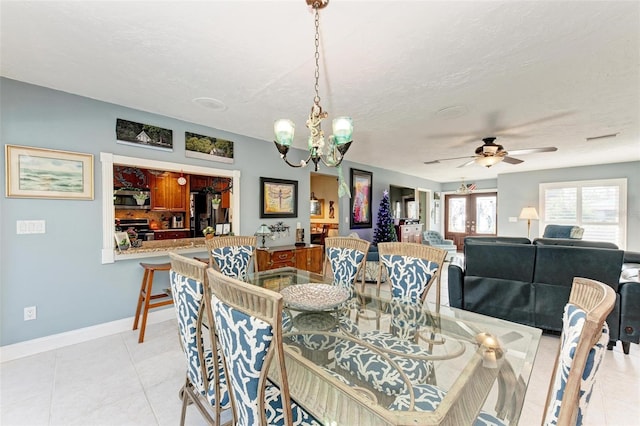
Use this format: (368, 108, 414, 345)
(448, 236, 639, 354)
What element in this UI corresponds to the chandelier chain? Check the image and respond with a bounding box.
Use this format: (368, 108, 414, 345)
(313, 4, 321, 106)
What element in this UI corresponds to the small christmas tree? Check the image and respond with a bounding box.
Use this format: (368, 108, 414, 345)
(373, 190, 398, 245)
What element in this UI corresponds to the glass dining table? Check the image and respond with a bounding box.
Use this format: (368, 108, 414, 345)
(246, 267, 541, 426)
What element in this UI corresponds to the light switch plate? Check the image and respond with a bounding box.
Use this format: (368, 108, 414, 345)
(508, 217, 518, 223)
(17, 220, 46, 234)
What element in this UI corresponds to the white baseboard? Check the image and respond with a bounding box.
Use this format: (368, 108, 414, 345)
(0, 308, 175, 363)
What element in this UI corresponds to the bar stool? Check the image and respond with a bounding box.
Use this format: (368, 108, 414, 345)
(133, 262, 172, 343)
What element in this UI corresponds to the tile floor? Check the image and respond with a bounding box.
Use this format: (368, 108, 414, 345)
(2, 268, 638, 425)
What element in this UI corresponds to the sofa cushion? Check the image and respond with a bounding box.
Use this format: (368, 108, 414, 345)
(542, 224, 584, 239)
(464, 242, 537, 282)
(533, 245, 624, 292)
(533, 238, 618, 249)
(464, 236, 532, 245)
(463, 277, 535, 326)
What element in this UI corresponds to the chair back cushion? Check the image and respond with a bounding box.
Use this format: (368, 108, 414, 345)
(211, 295, 274, 426)
(170, 270, 206, 394)
(423, 231, 445, 245)
(543, 224, 584, 239)
(544, 303, 609, 426)
(380, 254, 438, 303)
(326, 246, 366, 294)
(210, 245, 254, 281)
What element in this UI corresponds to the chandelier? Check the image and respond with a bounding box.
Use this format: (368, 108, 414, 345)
(273, 0, 353, 172)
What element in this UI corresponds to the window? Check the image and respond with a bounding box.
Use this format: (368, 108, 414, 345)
(540, 178, 627, 248)
(100, 152, 241, 264)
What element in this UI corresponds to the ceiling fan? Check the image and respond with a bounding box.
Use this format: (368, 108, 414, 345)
(424, 137, 558, 168)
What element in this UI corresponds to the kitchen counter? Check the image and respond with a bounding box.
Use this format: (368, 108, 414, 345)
(114, 237, 207, 261)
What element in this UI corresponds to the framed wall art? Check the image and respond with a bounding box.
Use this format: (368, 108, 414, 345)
(350, 168, 372, 229)
(185, 131, 234, 164)
(260, 177, 298, 218)
(116, 118, 173, 152)
(5, 144, 94, 200)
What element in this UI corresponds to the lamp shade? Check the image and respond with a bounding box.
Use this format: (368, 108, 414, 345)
(519, 207, 539, 220)
(255, 224, 272, 236)
(274, 119, 295, 147)
(332, 117, 353, 145)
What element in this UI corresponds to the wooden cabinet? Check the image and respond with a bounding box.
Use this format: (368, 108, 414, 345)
(189, 175, 231, 209)
(150, 172, 187, 211)
(154, 230, 190, 240)
(190, 175, 210, 191)
(256, 245, 323, 274)
(295, 245, 323, 274)
(396, 223, 424, 243)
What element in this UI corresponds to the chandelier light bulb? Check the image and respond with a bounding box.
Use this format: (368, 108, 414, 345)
(274, 119, 295, 147)
(332, 117, 353, 145)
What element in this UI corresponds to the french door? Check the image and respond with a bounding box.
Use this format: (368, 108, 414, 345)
(444, 193, 497, 249)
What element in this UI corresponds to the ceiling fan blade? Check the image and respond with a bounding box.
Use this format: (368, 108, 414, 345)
(457, 159, 476, 168)
(508, 146, 558, 156)
(424, 156, 475, 165)
(503, 156, 524, 165)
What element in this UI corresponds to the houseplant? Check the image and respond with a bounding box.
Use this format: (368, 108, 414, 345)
(202, 226, 215, 239)
(133, 191, 149, 205)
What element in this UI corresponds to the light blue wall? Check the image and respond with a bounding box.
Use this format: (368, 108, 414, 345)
(495, 164, 640, 248)
(0, 78, 439, 345)
(2, 78, 638, 346)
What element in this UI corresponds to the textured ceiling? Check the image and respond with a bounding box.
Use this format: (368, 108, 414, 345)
(1, 1, 639, 183)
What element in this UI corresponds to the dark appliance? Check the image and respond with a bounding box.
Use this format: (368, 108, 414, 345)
(190, 192, 213, 238)
(190, 191, 230, 237)
(116, 218, 154, 241)
(114, 189, 151, 210)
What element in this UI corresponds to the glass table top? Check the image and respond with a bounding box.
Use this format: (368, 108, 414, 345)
(246, 267, 542, 425)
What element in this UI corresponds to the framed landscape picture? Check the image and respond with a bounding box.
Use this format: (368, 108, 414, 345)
(185, 131, 234, 164)
(260, 177, 298, 218)
(116, 118, 173, 152)
(5, 145, 94, 200)
(350, 168, 372, 228)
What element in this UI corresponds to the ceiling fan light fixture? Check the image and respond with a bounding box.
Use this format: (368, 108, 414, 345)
(475, 155, 503, 168)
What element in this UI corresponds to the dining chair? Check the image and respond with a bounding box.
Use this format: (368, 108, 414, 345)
(205, 235, 257, 281)
(206, 267, 322, 426)
(388, 277, 616, 426)
(334, 243, 446, 400)
(323, 236, 370, 296)
(377, 242, 447, 307)
(168, 252, 230, 426)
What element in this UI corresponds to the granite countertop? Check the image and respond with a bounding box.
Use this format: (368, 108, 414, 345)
(152, 228, 190, 232)
(115, 237, 208, 260)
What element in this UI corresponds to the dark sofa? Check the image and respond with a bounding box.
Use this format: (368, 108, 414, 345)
(448, 236, 638, 354)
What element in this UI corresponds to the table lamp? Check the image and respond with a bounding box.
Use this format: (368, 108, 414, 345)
(255, 224, 272, 249)
(519, 207, 539, 239)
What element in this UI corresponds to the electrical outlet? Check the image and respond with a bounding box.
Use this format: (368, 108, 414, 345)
(24, 306, 37, 321)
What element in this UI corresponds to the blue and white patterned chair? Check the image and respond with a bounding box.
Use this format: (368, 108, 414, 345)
(205, 235, 257, 282)
(323, 236, 370, 297)
(334, 243, 446, 399)
(168, 253, 230, 426)
(286, 236, 369, 362)
(207, 267, 322, 426)
(387, 277, 616, 426)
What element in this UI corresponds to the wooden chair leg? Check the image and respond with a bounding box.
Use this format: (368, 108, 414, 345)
(132, 268, 150, 331)
(138, 269, 155, 343)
